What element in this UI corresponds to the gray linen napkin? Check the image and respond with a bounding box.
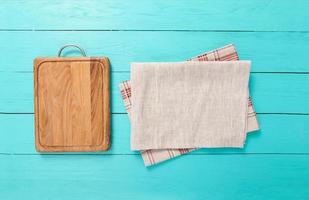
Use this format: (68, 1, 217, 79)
(131, 61, 251, 150)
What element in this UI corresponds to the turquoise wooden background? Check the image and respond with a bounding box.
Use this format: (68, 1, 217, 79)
(1, 1, 309, 199)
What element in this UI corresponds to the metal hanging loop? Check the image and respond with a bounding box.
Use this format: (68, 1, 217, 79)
(57, 44, 87, 57)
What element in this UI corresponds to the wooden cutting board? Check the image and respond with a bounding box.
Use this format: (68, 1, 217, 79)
(34, 57, 110, 152)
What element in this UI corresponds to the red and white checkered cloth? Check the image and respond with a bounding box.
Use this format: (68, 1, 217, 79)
(119, 44, 259, 166)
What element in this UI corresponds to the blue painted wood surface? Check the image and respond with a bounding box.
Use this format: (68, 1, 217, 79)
(0, 1, 308, 199)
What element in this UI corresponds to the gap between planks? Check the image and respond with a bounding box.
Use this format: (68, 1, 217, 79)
(2, 71, 309, 74)
(2, 29, 309, 33)
(1, 113, 309, 115)
(1, 153, 309, 156)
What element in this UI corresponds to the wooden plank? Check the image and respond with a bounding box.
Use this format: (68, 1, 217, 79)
(1, 154, 308, 200)
(1, 72, 309, 114)
(0, 114, 309, 154)
(0, 31, 309, 72)
(0, 0, 308, 31)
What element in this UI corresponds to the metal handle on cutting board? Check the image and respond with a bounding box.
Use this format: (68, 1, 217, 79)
(57, 44, 87, 57)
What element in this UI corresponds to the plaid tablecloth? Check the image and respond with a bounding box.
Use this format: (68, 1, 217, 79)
(119, 44, 259, 166)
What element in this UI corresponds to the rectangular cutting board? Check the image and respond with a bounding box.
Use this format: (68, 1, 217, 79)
(34, 57, 110, 152)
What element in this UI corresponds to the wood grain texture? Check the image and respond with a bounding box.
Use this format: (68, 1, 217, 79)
(34, 57, 110, 151)
(0, 0, 308, 31)
(1, 155, 308, 200)
(1, 31, 309, 72)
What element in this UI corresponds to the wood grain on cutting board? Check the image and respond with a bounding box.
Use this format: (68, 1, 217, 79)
(34, 57, 110, 151)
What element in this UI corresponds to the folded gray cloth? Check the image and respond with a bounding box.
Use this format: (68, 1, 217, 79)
(131, 61, 251, 150)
